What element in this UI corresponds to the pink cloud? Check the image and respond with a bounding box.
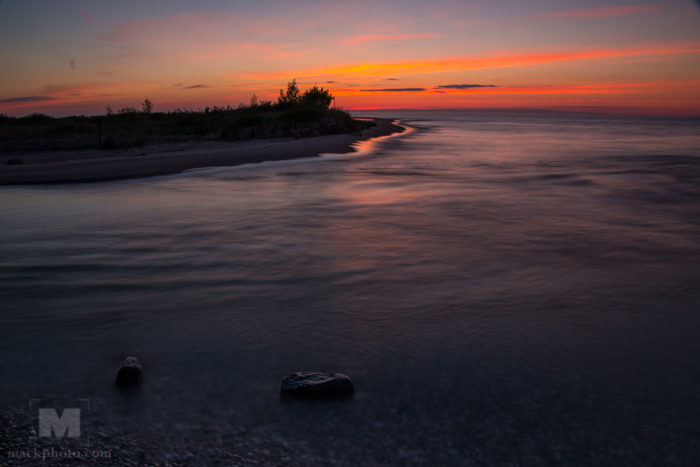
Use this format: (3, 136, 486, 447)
(81, 10, 99, 24)
(95, 12, 323, 63)
(99, 11, 342, 44)
(544, 5, 661, 19)
(342, 34, 444, 44)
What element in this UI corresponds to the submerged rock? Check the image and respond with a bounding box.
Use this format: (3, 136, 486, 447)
(280, 372, 354, 399)
(115, 357, 142, 387)
(7, 159, 23, 165)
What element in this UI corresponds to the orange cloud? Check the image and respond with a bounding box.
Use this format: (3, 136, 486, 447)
(248, 42, 700, 80)
(432, 83, 662, 95)
(328, 81, 700, 103)
(0, 82, 137, 110)
(544, 5, 661, 19)
(332, 84, 641, 96)
(342, 34, 443, 44)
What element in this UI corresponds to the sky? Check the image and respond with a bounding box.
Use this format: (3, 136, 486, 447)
(1, 0, 699, 116)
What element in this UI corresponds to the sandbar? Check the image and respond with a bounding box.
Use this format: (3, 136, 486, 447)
(0, 118, 403, 185)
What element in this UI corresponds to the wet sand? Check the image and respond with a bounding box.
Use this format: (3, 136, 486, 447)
(0, 118, 402, 185)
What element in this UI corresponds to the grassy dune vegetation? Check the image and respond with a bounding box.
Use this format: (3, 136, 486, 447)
(0, 81, 375, 151)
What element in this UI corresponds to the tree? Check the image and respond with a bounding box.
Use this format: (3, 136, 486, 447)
(301, 86, 333, 108)
(141, 97, 154, 114)
(105, 105, 113, 116)
(277, 79, 301, 107)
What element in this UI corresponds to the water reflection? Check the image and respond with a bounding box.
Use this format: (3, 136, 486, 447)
(1, 111, 699, 465)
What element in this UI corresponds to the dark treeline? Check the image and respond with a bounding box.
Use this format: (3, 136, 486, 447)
(0, 80, 374, 151)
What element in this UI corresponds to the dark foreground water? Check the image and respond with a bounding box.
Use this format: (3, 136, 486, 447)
(1, 110, 700, 466)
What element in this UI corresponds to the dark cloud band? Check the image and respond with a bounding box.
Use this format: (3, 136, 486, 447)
(360, 88, 426, 92)
(436, 84, 498, 89)
(0, 96, 58, 104)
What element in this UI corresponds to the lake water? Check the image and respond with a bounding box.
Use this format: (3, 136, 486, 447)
(1, 110, 700, 466)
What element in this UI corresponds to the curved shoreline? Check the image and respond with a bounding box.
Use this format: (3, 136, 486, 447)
(0, 118, 403, 185)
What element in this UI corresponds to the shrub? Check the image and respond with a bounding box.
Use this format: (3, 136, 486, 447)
(103, 137, 116, 149)
(141, 98, 154, 114)
(277, 79, 301, 108)
(301, 86, 333, 108)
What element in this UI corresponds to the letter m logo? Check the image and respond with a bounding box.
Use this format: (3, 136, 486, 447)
(39, 408, 81, 438)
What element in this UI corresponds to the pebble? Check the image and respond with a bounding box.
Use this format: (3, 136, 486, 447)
(116, 356, 143, 387)
(1, 392, 694, 467)
(280, 372, 354, 398)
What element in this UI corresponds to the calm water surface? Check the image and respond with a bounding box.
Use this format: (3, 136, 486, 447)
(1, 110, 700, 465)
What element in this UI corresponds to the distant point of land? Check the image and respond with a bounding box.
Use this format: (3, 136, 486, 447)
(0, 80, 404, 184)
(0, 80, 375, 152)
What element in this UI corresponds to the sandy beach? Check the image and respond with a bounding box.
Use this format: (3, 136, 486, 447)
(0, 118, 402, 185)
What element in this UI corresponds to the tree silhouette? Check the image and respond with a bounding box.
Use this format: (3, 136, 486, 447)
(302, 86, 333, 108)
(277, 79, 301, 107)
(141, 97, 154, 114)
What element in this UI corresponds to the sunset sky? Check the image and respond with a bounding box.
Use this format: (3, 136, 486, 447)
(1, 0, 699, 116)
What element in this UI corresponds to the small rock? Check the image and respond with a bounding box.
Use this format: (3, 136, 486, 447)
(280, 372, 354, 399)
(115, 357, 142, 387)
(7, 159, 23, 165)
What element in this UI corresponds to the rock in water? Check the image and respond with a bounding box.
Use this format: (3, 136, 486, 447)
(280, 372, 354, 399)
(115, 357, 142, 387)
(7, 159, 23, 165)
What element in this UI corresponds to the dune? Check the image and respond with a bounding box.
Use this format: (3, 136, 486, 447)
(0, 118, 402, 185)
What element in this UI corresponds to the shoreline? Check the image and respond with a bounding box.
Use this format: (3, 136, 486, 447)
(0, 118, 403, 185)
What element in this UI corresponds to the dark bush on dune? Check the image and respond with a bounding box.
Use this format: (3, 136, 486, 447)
(276, 79, 334, 109)
(301, 85, 334, 108)
(0, 80, 374, 151)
